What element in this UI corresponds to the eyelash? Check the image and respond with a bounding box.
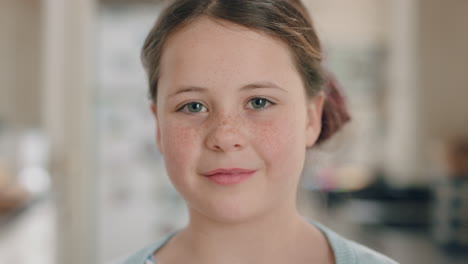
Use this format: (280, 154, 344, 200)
(176, 97, 275, 113)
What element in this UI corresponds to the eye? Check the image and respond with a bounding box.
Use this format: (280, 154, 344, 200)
(177, 101, 207, 113)
(248, 97, 274, 110)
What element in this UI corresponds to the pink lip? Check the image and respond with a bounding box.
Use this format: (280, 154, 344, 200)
(203, 168, 256, 185)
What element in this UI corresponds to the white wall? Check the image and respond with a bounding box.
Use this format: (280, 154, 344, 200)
(41, 0, 97, 262)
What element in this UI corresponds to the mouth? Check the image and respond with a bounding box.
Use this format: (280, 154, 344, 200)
(203, 168, 256, 185)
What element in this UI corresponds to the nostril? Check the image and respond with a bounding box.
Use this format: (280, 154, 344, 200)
(206, 123, 246, 152)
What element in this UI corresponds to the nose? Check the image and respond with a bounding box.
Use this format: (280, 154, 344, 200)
(205, 115, 246, 152)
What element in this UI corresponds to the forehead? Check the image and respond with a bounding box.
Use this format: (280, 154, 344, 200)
(158, 17, 302, 95)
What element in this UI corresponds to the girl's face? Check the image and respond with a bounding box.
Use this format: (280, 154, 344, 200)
(152, 17, 324, 223)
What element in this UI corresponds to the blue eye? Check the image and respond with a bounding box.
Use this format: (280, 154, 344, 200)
(178, 102, 207, 113)
(248, 97, 273, 109)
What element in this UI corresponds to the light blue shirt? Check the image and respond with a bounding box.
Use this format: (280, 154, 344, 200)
(115, 220, 398, 264)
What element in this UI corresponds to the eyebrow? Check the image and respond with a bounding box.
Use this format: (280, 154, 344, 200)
(169, 81, 288, 98)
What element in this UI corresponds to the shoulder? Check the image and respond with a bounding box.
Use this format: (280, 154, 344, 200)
(311, 221, 399, 264)
(110, 232, 177, 264)
(344, 238, 399, 264)
(110, 242, 159, 264)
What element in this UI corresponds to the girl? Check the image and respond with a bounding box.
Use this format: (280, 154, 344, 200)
(119, 0, 398, 263)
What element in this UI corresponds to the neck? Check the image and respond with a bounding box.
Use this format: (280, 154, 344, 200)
(174, 201, 324, 264)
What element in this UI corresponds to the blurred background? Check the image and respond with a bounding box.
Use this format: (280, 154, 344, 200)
(1, 0, 467, 263)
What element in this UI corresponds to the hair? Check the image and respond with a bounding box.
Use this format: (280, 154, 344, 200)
(141, 0, 350, 144)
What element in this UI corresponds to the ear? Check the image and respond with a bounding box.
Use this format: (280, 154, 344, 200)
(305, 92, 325, 148)
(150, 103, 164, 155)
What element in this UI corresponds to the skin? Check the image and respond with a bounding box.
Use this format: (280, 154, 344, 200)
(150, 17, 333, 264)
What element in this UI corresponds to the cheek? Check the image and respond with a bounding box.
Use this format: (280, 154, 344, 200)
(160, 121, 200, 178)
(252, 110, 306, 178)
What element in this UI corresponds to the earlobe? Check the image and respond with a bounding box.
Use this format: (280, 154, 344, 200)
(150, 103, 164, 155)
(305, 93, 325, 147)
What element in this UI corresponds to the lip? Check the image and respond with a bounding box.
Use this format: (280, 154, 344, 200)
(203, 168, 256, 176)
(203, 168, 256, 185)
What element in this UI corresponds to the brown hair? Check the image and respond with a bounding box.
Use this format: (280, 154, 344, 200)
(141, 0, 350, 144)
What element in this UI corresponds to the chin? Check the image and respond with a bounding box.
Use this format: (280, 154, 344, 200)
(190, 196, 267, 225)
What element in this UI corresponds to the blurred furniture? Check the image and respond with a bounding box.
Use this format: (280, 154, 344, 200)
(326, 176, 433, 227)
(0, 163, 29, 217)
(433, 138, 468, 252)
(0, 185, 29, 216)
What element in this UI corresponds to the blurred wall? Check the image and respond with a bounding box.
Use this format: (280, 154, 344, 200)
(0, 0, 42, 128)
(41, 0, 97, 263)
(420, 0, 468, 140)
(305, 0, 389, 47)
(306, 0, 468, 186)
(386, 0, 468, 186)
